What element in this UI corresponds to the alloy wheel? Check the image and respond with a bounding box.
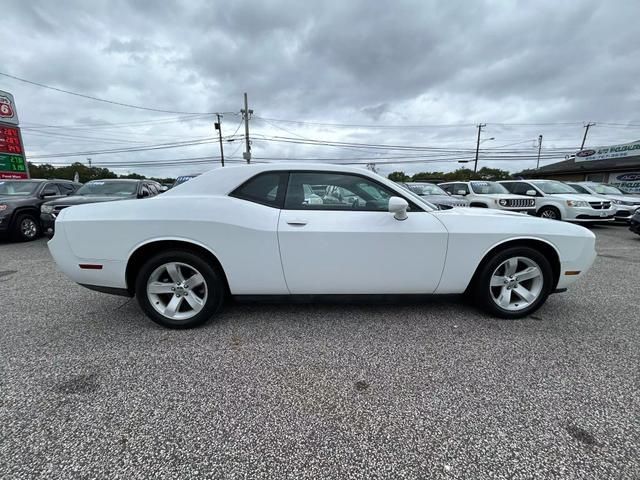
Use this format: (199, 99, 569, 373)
(540, 209, 558, 219)
(489, 256, 544, 312)
(21, 218, 37, 239)
(146, 262, 208, 320)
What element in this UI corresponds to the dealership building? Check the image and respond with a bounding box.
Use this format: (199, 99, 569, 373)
(524, 139, 640, 193)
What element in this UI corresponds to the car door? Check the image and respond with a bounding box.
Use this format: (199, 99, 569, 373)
(38, 182, 63, 206)
(277, 171, 449, 294)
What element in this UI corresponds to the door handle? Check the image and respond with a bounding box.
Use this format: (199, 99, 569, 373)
(286, 219, 308, 226)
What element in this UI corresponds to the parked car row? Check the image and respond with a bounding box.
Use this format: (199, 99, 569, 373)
(401, 178, 640, 225)
(0, 178, 166, 242)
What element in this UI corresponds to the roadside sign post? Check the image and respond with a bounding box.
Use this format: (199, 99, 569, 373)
(0, 90, 29, 179)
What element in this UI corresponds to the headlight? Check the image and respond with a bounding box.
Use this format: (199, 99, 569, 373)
(41, 205, 54, 214)
(0, 204, 8, 212)
(497, 199, 508, 206)
(566, 200, 590, 207)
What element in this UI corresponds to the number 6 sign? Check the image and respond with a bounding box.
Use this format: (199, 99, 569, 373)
(0, 91, 19, 125)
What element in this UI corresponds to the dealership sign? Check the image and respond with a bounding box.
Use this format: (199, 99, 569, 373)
(609, 171, 640, 194)
(575, 140, 640, 162)
(0, 90, 28, 179)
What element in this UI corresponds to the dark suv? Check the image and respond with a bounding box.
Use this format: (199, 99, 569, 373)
(40, 179, 162, 236)
(0, 179, 81, 241)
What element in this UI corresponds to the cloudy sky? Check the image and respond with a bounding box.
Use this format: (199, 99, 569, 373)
(2, 0, 640, 178)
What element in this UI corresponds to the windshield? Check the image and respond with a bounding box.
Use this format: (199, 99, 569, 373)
(406, 183, 447, 196)
(534, 181, 579, 194)
(75, 181, 138, 196)
(469, 181, 509, 194)
(593, 184, 625, 195)
(0, 180, 40, 196)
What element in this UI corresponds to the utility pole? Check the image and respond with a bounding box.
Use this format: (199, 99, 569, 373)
(240, 92, 253, 164)
(473, 123, 486, 173)
(214, 114, 224, 167)
(536, 134, 543, 169)
(580, 122, 596, 150)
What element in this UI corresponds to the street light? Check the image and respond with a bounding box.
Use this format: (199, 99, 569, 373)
(458, 137, 495, 167)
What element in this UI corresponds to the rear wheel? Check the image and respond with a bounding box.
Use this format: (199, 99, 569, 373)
(12, 213, 41, 242)
(135, 250, 225, 328)
(473, 247, 553, 319)
(538, 206, 561, 220)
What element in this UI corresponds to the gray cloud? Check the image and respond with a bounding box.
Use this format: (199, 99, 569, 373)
(2, 0, 640, 178)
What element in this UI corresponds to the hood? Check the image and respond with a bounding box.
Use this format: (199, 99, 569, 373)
(479, 193, 532, 199)
(0, 195, 35, 205)
(545, 193, 596, 201)
(43, 195, 134, 206)
(601, 194, 640, 203)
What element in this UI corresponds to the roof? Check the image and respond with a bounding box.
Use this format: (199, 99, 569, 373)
(524, 154, 640, 176)
(86, 178, 142, 182)
(165, 162, 403, 197)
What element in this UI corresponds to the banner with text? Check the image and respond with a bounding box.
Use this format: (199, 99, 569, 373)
(575, 140, 640, 163)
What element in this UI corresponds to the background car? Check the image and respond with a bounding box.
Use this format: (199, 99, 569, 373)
(566, 182, 640, 223)
(500, 179, 616, 223)
(0, 179, 81, 241)
(400, 182, 469, 209)
(171, 175, 200, 188)
(630, 208, 640, 235)
(40, 179, 162, 236)
(438, 180, 536, 213)
(48, 164, 596, 329)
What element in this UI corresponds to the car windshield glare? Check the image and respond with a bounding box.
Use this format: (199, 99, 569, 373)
(535, 181, 579, 194)
(407, 183, 447, 196)
(0, 180, 40, 196)
(469, 181, 509, 194)
(76, 181, 138, 196)
(593, 184, 624, 195)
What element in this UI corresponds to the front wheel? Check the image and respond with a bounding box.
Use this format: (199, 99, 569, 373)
(135, 250, 225, 328)
(538, 206, 561, 220)
(12, 213, 41, 242)
(473, 247, 553, 319)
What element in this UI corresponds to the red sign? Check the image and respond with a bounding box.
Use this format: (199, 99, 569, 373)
(0, 125, 23, 155)
(0, 171, 28, 179)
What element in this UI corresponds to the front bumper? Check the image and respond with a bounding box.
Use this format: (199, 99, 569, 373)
(40, 213, 56, 237)
(566, 206, 616, 223)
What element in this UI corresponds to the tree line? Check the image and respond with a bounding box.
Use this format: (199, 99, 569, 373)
(27, 162, 176, 185)
(387, 167, 513, 183)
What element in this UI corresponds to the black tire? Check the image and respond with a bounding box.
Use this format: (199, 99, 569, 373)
(12, 213, 41, 242)
(135, 250, 225, 329)
(537, 206, 561, 220)
(473, 246, 553, 319)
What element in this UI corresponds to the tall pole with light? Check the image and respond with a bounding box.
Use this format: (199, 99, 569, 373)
(536, 135, 543, 169)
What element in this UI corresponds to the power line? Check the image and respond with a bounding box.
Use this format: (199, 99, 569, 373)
(0, 71, 229, 115)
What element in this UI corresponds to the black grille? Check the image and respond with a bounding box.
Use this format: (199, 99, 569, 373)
(589, 201, 611, 210)
(507, 198, 535, 208)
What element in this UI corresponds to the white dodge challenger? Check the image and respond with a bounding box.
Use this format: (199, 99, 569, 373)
(48, 164, 597, 328)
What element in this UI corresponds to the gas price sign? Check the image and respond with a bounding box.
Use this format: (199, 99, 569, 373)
(0, 90, 28, 179)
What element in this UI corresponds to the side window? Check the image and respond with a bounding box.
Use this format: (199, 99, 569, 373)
(454, 183, 469, 195)
(147, 183, 158, 196)
(57, 183, 75, 195)
(284, 172, 401, 211)
(501, 182, 518, 193)
(41, 183, 61, 196)
(440, 184, 453, 194)
(230, 172, 287, 208)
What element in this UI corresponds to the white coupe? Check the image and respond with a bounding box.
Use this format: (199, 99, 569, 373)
(48, 164, 597, 328)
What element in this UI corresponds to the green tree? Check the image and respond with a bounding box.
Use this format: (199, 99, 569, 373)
(387, 171, 411, 182)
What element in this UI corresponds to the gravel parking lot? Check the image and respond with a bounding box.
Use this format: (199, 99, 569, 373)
(1, 225, 638, 479)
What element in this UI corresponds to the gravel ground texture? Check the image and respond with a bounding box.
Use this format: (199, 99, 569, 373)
(0, 225, 638, 479)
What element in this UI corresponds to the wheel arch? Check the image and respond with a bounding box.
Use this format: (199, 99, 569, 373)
(125, 239, 230, 296)
(9, 206, 40, 225)
(466, 237, 561, 293)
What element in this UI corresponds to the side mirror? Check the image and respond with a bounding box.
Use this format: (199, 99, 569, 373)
(41, 189, 57, 198)
(525, 190, 537, 197)
(456, 190, 467, 196)
(388, 196, 409, 221)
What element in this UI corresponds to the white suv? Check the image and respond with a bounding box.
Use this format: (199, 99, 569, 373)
(500, 179, 616, 223)
(438, 181, 536, 213)
(565, 182, 640, 223)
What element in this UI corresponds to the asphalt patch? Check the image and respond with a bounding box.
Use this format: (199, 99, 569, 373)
(565, 423, 600, 447)
(54, 373, 100, 395)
